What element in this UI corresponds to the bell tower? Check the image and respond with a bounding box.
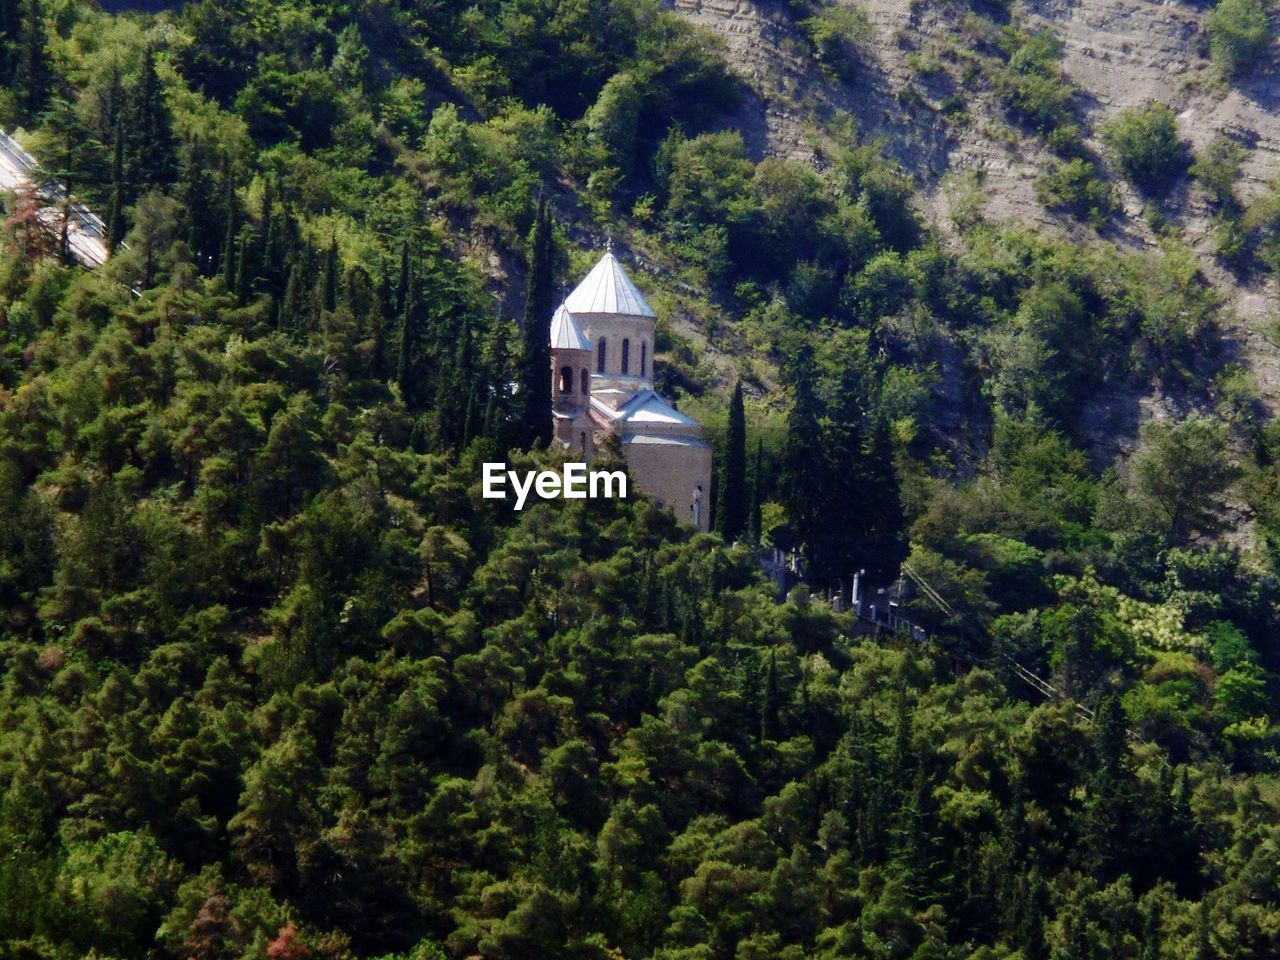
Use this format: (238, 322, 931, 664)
(549, 305, 594, 456)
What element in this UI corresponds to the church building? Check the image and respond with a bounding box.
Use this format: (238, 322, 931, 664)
(549, 247, 712, 530)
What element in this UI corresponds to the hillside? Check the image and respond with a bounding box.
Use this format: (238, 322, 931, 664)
(2, 1, 1280, 959)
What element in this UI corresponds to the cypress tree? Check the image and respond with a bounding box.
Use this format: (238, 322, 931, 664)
(221, 169, 238, 290)
(856, 415, 907, 584)
(397, 269, 424, 408)
(715, 380, 747, 542)
(12, 0, 49, 117)
(781, 346, 823, 571)
(395, 240, 411, 315)
(517, 199, 554, 449)
(322, 237, 339, 313)
(129, 45, 177, 187)
(106, 121, 126, 253)
(1195, 897, 1213, 960)
(760, 650, 779, 742)
(279, 264, 305, 331)
(749, 438, 763, 543)
(0, 2, 21, 79)
(234, 225, 254, 305)
(1141, 897, 1163, 960)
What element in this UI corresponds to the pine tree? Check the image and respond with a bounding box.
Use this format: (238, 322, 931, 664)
(12, 0, 50, 117)
(715, 380, 748, 543)
(517, 199, 555, 449)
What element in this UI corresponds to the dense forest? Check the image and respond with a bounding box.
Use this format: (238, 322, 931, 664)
(2, 1, 1280, 958)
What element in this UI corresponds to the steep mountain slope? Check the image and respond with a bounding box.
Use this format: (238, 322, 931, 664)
(674, 0, 1280, 430)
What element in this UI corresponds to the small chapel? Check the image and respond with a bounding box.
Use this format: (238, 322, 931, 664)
(548, 247, 713, 531)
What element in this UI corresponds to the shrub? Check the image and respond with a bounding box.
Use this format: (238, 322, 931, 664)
(1035, 157, 1113, 225)
(1207, 0, 1271, 79)
(801, 4, 873, 79)
(1191, 135, 1245, 207)
(1101, 102, 1188, 192)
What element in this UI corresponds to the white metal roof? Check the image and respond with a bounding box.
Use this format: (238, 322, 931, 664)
(562, 249, 656, 318)
(597, 390, 700, 427)
(549, 305, 591, 351)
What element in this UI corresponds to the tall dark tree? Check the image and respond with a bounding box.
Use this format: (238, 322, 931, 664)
(517, 199, 554, 449)
(749, 438, 764, 543)
(781, 346, 824, 572)
(128, 46, 177, 189)
(220, 163, 238, 288)
(322, 237, 339, 314)
(715, 380, 747, 543)
(0, 2, 21, 79)
(107, 121, 126, 253)
(12, 0, 50, 117)
(180, 136, 221, 272)
(397, 269, 427, 409)
(1080, 697, 1140, 883)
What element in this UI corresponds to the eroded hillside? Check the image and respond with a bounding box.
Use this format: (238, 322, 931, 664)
(673, 0, 1280, 446)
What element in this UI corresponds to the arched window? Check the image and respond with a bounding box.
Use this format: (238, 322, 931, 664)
(640, 341, 647, 378)
(558, 366, 573, 393)
(621, 338, 630, 375)
(580, 431, 587, 451)
(581, 368, 589, 394)
(597, 338, 606, 373)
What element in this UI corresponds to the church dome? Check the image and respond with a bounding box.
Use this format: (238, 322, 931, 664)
(562, 249, 655, 318)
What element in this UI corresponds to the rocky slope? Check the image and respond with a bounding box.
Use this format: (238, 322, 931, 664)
(672, 0, 1280, 448)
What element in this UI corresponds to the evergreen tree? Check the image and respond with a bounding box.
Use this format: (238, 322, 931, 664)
(106, 121, 126, 253)
(397, 270, 427, 408)
(279, 263, 306, 331)
(221, 166, 238, 289)
(1081, 697, 1139, 882)
(715, 380, 747, 543)
(760, 649, 779, 741)
(12, 0, 50, 117)
(323, 237, 339, 314)
(395, 240, 411, 315)
(234, 225, 255, 305)
(855, 415, 907, 583)
(129, 46, 177, 188)
(748, 438, 763, 543)
(0, 2, 21, 80)
(781, 346, 823, 573)
(517, 199, 554, 449)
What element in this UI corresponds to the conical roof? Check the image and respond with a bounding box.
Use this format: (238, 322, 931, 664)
(549, 305, 591, 350)
(562, 249, 655, 318)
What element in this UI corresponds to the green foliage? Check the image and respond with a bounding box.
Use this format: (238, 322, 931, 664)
(0, 2, 1278, 959)
(801, 4, 873, 80)
(1207, 0, 1271, 79)
(1101, 102, 1189, 193)
(1035, 157, 1112, 226)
